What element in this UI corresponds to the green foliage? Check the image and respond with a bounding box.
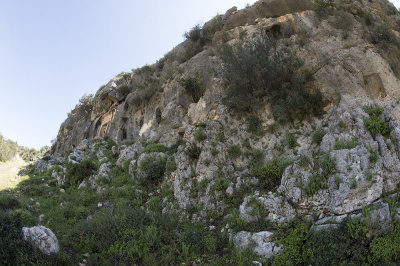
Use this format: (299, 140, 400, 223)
(369, 23, 400, 79)
(304, 154, 336, 196)
(0, 133, 42, 162)
(166, 157, 177, 173)
(363, 105, 389, 139)
(252, 158, 292, 191)
(312, 0, 336, 17)
(194, 127, 206, 141)
(213, 176, 230, 192)
(0, 193, 19, 210)
(247, 116, 263, 135)
(0, 210, 67, 265)
(143, 143, 169, 153)
(140, 155, 167, 184)
(186, 145, 201, 162)
(179, 74, 205, 103)
(346, 218, 368, 239)
(220, 36, 324, 123)
(286, 132, 298, 149)
(117, 84, 131, 97)
(334, 137, 359, 150)
(227, 144, 241, 159)
(312, 129, 327, 144)
(369, 221, 400, 265)
(368, 146, 379, 167)
(65, 158, 99, 186)
(274, 220, 312, 266)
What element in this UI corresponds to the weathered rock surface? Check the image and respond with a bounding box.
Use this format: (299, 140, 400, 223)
(22, 226, 60, 255)
(233, 231, 282, 258)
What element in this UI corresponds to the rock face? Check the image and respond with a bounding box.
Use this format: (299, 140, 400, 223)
(48, 0, 400, 260)
(233, 231, 282, 258)
(22, 226, 60, 255)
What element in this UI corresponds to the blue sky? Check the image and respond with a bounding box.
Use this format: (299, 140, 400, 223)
(0, 0, 399, 149)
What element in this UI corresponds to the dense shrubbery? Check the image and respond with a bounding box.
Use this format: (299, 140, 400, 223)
(65, 158, 99, 186)
(312, 0, 337, 17)
(251, 158, 292, 191)
(363, 105, 389, 139)
(179, 74, 205, 103)
(220, 37, 324, 123)
(140, 155, 167, 184)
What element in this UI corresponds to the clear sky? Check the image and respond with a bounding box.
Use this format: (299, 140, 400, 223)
(0, 0, 399, 149)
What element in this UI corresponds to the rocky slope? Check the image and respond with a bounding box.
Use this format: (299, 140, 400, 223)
(28, 0, 400, 263)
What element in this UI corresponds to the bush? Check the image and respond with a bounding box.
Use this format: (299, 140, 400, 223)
(369, 24, 400, 78)
(304, 154, 336, 196)
(286, 132, 298, 149)
(247, 116, 263, 135)
(194, 127, 206, 141)
(143, 143, 169, 153)
(312, 129, 327, 144)
(117, 84, 131, 97)
(0, 193, 19, 210)
(65, 158, 99, 186)
(179, 74, 205, 103)
(227, 145, 241, 159)
(252, 158, 292, 191)
(186, 145, 201, 162)
(274, 220, 312, 266)
(140, 155, 167, 183)
(334, 137, 359, 150)
(312, 0, 336, 17)
(363, 105, 389, 139)
(220, 36, 324, 123)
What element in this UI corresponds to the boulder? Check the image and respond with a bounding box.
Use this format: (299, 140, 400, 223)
(22, 226, 59, 255)
(233, 231, 282, 258)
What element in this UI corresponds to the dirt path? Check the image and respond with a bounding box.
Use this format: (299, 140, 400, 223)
(0, 155, 29, 190)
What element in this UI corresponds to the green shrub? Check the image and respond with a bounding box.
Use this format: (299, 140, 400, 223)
(143, 143, 169, 153)
(0, 193, 19, 210)
(274, 220, 312, 266)
(304, 154, 336, 196)
(247, 116, 263, 135)
(346, 218, 368, 239)
(363, 105, 389, 139)
(368, 146, 379, 167)
(369, 221, 400, 265)
(252, 158, 292, 191)
(220, 36, 324, 123)
(286, 132, 298, 149)
(179, 74, 205, 103)
(228, 145, 241, 159)
(312, 129, 327, 144)
(117, 84, 131, 97)
(194, 127, 206, 141)
(334, 137, 359, 150)
(369, 24, 400, 79)
(213, 176, 230, 192)
(65, 158, 99, 186)
(186, 145, 201, 161)
(140, 155, 167, 183)
(312, 0, 336, 17)
(166, 157, 177, 173)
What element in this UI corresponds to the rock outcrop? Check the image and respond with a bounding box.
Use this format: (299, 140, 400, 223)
(46, 0, 400, 260)
(22, 226, 60, 255)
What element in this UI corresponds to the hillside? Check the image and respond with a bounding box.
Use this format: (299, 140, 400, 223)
(0, 134, 45, 162)
(2, 0, 400, 265)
